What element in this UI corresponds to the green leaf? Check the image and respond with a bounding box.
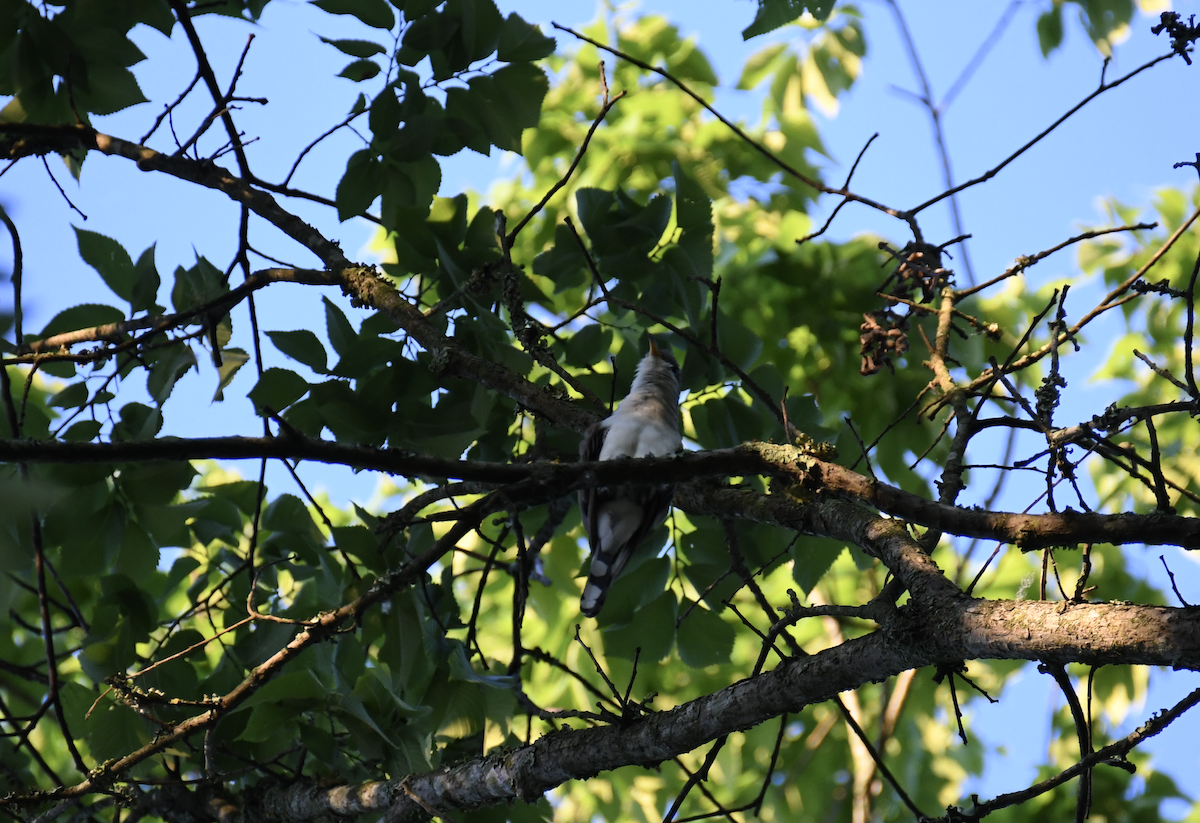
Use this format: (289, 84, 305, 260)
(602, 591, 677, 662)
(75, 64, 148, 115)
(332, 525, 381, 570)
(101, 573, 157, 637)
(266, 330, 329, 374)
(369, 87, 402, 140)
(239, 669, 328, 709)
(452, 0, 504, 65)
(118, 462, 197, 508)
(112, 402, 162, 441)
(336, 149, 382, 221)
(1081, 0, 1133, 57)
(496, 13, 555, 62)
(146, 344, 197, 404)
(318, 37, 386, 58)
(379, 156, 442, 221)
(338, 59, 381, 82)
(200, 480, 264, 516)
(677, 606, 735, 668)
(238, 703, 296, 743)
(323, 297, 357, 357)
(132, 244, 161, 313)
(156, 628, 207, 663)
(737, 42, 788, 90)
(716, 311, 764, 371)
(262, 494, 323, 544)
(299, 723, 337, 766)
(594, 553, 672, 626)
(564, 325, 613, 368)
(462, 63, 548, 153)
(743, 0, 835, 40)
(447, 642, 516, 689)
(401, 8, 456, 61)
(74, 228, 135, 303)
(49, 382, 89, 409)
(671, 161, 714, 282)
(1037, 6, 1065, 57)
(311, 0, 395, 29)
(171, 257, 225, 313)
(60, 682, 149, 762)
(248, 368, 310, 414)
(402, 0, 442, 19)
(791, 538, 845, 596)
(63, 420, 103, 442)
(214, 347, 250, 401)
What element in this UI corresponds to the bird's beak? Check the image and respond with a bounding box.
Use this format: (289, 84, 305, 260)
(648, 337, 662, 359)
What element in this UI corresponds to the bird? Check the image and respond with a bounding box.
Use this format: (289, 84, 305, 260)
(578, 338, 682, 617)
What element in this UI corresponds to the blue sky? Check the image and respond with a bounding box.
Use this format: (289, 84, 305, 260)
(2, 0, 1199, 812)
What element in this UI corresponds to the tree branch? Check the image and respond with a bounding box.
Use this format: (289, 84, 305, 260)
(3, 438, 1199, 551)
(160, 599, 1200, 822)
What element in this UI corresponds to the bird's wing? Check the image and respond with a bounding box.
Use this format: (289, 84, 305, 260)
(579, 482, 675, 617)
(578, 419, 608, 549)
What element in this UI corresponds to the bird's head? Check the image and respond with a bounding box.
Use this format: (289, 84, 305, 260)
(647, 336, 680, 375)
(634, 336, 681, 400)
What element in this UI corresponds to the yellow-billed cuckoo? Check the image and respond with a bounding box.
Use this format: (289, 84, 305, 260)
(578, 338, 682, 617)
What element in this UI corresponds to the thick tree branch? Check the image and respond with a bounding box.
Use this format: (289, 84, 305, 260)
(200, 598, 1200, 822)
(4, 438, 1196, 551)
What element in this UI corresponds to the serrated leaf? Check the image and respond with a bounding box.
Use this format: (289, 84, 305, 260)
(146, 344, 197, 404)
(63, 420, 103, 442)
(248, 368, 309, 414)
(672, 161, 714, 282)
(743, 0, 835, 40)
(38, 304, 125, 342)
(112, 402, 162, 441)
(311, 0, 394, 29)
(564, 325, 613, 368)
(369, 87, 402, 139)
(323, 297, 357, 356)
(716, 311, 764, 371)
(338, 59, 381, 82)
(200, 480, 263, 516)
(336, 149, 382, 221)
(119, 463, 197, 506)
(677, 606, 735, 668)
(262, 494, 323, 545)
(49, 382, 88, 409)
(172, 257, 225, 313)
(462, 63, 548, 153)
(738, 42, 788, 90)
(318, 36, 386, 58)
(214, 347, 250, 402)
(266, 330, 329, 374)
(602, 591, 677, 662)
(791, 538, 845, 596)
(60, 682, 148, 762)
(75, 64, 148, 115)
(132, 244, 161, 313)
(379, 156, 442, 221)
(75, 228, 135, 302)
(240, 669, 328, 709)
(1037, 6, 1065, 57)
(496, 13, 555, 62)
(453, 0, 504, 64)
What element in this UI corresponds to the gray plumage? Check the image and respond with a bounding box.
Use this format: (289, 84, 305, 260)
(578, 339, 682, 617)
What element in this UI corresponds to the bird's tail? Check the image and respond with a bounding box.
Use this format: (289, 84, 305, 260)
(580, 547, 627, 617)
